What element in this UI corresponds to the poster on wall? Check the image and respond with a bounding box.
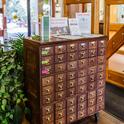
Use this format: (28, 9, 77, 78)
(50, 17, 69, 35)
(76, 12, 91, 34)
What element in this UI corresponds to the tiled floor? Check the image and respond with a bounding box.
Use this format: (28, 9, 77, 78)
(22, 111, 124, 124)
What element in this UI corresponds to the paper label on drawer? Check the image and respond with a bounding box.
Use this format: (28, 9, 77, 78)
(42, 69, 49, 74)
(42, 61, 49, 65)
(42, 51, 48, 55)
(81, 43, 85, 46)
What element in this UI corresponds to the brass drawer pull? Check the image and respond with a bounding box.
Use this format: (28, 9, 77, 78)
(70, 64, 74, 67)
(70, 54, 74, 58)
(70, 45, 75, 49)
(46, 117, 50, 121)
(58, 66, 62, 70)
(91, 42, 95, 46)
(46, 108, 50, 112)
(90, 101, 93, 105)
(70, 82, 74, 87)
(58, 47, 62, 51)
(80, 113, 84, 116)
(80, 87, 84, 91)
(46, 98, 50, 102)
(80, 80, 83, 83)
(58, 94, 63, 97)
(70, 100, 74, 105)
(81, 61, 84, 64)
(90, 108, 94, 112)
(58, 113, 62, 117)
(70, 91, 74, 94)
(58, 76, 62, 80)
(58, 85, 63, 89)
(81, 52, 85, 56)
(70, 108, 74, 112)
(46, 89, 50, 93)
(99, 97, 103, 102)
(70, 74, 74, 77)
(80, 97, 84, 101)
(58, 56, 63, 61)
(70, 117, 73, 121)
(47, 80, 50, 83)
(90, 85, 93, 88)
(58, 121, 62, 124)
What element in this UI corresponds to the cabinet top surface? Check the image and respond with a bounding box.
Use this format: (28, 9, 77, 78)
(25, 34, 107, 46)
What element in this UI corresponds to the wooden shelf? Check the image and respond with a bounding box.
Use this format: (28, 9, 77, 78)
(107, 53, 124, 88)
(107, 70, 124, 88)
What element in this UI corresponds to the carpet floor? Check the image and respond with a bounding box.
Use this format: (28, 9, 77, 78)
(105, 83, 124, 121)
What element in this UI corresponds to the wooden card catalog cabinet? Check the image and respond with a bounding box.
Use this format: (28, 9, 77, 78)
(24, 35, 107, 124)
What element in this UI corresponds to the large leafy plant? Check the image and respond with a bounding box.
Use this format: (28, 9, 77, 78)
(0, 34, 28, 124)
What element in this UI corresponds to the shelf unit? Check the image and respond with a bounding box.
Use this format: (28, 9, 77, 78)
(63, 0, 99, 34)
(104, 0, 124, 88)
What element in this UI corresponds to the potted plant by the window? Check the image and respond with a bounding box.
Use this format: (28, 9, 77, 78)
(0, 34, 30, 124)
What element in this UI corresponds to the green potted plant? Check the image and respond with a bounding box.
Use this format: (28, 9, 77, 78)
(0, 34, 30, 124)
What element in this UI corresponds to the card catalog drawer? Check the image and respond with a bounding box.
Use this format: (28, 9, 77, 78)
(98, 40, 106, 48)
(79, 42, 88, 51)
(55, 45, 66, 54)
(55, 54, 66, 63)
(78, 84, 87, 94)
(42, 56, 53, 66)
(67, 71, 77, 80)
(67, 43, 78, 52)
(42, 105, 53, 115)
(68, 61, 77, 71)
(78, 59, 88, 69)
(56, 91, 65, 101)
(42, 85, 53, 95)
(41, 47, 53, 56)
(67, 97, 77, 106)
(55, 101, 66, 111)
(68, 52, 77, 61)
(67, 79, 76, 88)
(55, 109, 65, 120)
(89, 41, 97, 49)
(88, 90, 96, 99)
(55, 63, 66, 73)
(78, 76, 88, 85)
(67, 87, 76, 97)
(42, 76, 54, 87)
(88, 105, 96, 115)
(55, 73, 66, 83)
(78, 109, 87, 119)
(67, 113, 76, 123)
(79, 51, 88, 59)
(78, 93, 87, 103)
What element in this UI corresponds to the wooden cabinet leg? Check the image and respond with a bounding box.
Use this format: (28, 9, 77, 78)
(94, 113, 99, 122)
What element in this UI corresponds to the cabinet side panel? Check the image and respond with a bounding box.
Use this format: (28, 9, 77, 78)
(24, 40, 40, 124)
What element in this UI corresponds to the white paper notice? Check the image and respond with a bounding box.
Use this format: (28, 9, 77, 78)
(50, 17, 69, 35)
(69, 18, 81, 36)
(76, 13, 91, 34)
(50, 17, 68, 27)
